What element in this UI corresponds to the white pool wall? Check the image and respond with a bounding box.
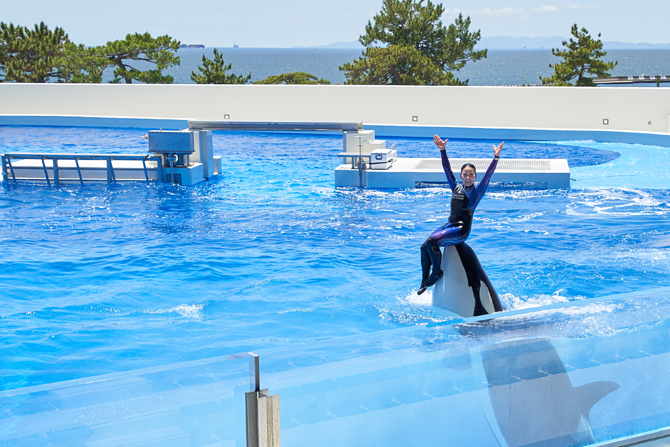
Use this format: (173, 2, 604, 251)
(2, 84, 670, 145)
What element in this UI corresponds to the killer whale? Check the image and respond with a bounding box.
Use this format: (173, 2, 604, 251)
(477, 337, 619, 446)
(432, 243, 503, 316)
(431, 243, 620, 446)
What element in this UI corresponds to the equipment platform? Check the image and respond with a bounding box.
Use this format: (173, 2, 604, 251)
(335, 157, 571, 189)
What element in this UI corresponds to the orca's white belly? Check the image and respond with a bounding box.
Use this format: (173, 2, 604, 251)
(432, 245, 497, 317)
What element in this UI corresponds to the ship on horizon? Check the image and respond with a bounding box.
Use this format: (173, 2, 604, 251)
(180, 44, 205, 49)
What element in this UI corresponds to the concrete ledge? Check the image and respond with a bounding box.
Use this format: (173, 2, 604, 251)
(2, 114, 670, 148)
(1, 84, 670, 144)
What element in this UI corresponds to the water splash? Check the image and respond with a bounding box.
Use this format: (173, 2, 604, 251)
(146, 304, 205, 320)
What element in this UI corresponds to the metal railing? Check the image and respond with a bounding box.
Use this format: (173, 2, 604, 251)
(1, 153, 163, 185)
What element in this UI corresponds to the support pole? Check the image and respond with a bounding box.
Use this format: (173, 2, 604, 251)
(41, 157, 50, 186)
(1, 155, 8, 184)
(75, 158, 83, 185)
(170, 153, 174, 183)
(53, 158, 59, 186)
(245, 354, 280, 447)
(251, 353, 260, 392)
(355, 135, 366, 188)
(7, 157, 16, 183)
(109, 158, 116, 183)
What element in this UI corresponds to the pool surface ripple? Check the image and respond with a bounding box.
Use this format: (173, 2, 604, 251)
(1, 127, 669, 391)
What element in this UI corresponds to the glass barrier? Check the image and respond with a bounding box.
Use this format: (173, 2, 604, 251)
(2, 288, 670, 446)
(0, 353, 255, 446)
(256, 288, 670, 447)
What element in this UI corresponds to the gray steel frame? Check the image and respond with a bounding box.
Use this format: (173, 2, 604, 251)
(189, 120, 362, 132)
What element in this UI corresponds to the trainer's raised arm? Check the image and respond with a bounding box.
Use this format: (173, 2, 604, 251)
(435, 135, 456, 190)
(433, 135, 448, 151)
(493, 142, 504, 159)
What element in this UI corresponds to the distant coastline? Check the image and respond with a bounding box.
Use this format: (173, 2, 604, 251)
(293, 37, 670, 50)
(480, 36, 670, 50)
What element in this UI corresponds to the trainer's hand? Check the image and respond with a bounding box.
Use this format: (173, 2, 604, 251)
(433, 135, 448, 151)
(493, 142, 504, 158)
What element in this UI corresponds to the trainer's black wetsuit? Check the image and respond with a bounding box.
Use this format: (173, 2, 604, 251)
(420, 150, 498, 291)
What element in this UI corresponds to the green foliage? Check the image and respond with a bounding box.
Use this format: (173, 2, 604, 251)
(61, 33, 181, 84)
(0, 21, 71, 82)
(254, 72, 330, 84)
(340, 45, 456, 85)
(340, 0, 486, 85)
(191, 49, 250, 84)
(0, 24, 180, 84)
(540, 24, 617, 86)
(101, 33, 181, 84)
(58, 44, 109, 83)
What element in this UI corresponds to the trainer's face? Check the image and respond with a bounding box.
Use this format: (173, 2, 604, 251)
(460, 168, 476, 187)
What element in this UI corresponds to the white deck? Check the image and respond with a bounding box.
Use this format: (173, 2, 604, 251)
(335, 157, 571, 189)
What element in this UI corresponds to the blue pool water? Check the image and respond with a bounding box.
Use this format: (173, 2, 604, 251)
(1, 126, 670, 392)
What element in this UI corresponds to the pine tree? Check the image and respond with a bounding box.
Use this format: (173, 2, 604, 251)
(56, 44, 109, 83)
(101, 33, 181, 84)
(1, 24, 181, 84)
(0, 22, 71, 82)
(339, 0, 486, 85)
(541, 24, 617, 86)
(254, 72, 330, 85)
(191, 49, 250, 84)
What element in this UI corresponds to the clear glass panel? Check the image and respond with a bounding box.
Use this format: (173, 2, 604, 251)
(0, 354, 253, 446)
(3, 289, 669, 446)
(257, 288, 670, 447)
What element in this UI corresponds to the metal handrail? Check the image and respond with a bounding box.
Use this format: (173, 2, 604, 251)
(2, 153, 161, 185)
(3, 153, 160, 160)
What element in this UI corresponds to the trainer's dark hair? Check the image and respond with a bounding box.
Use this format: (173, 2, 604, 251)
(461, 163, 476, 176)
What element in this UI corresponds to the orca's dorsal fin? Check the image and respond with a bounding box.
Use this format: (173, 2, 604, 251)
(575, 381, 620, 421)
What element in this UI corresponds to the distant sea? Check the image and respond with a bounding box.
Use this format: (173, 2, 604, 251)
(104, 48, 670, 86)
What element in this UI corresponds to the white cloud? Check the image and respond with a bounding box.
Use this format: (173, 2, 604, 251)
(534, 5, 559, 12)
(469, 7, 525, 16)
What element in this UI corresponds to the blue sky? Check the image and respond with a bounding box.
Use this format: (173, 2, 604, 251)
(1, 0, 667, 47)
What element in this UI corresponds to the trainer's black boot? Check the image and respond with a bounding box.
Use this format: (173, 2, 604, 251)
(422, 240, 444, 288)
(418, 243, 432, 294)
